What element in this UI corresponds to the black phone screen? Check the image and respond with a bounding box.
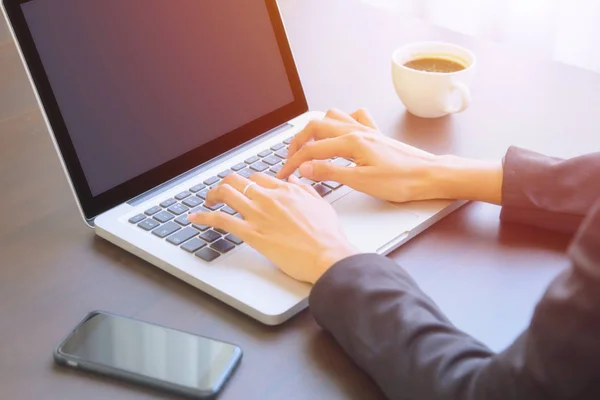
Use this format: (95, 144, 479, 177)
(58, 312, 241, 393)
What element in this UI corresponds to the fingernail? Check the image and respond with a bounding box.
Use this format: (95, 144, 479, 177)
(299, 162, 313, 178)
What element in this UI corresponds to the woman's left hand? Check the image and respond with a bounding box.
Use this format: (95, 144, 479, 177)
(188, 173, 357, 284)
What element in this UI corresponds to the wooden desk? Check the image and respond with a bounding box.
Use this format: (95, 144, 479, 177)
(1, 0, 598, 398)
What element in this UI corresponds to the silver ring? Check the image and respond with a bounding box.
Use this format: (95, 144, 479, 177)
(242, 182, 257, 197)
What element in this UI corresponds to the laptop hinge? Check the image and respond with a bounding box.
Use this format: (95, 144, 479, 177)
(127, 122, 292, 206)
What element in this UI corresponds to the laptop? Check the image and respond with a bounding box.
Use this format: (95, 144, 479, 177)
(3, 0, 464, 325)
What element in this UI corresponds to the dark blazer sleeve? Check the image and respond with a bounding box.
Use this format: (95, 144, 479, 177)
(309, 200, 600, 400)
(501, 146, 600, 234)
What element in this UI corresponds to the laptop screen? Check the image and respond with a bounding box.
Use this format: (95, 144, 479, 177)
(6, 0, 306, 218)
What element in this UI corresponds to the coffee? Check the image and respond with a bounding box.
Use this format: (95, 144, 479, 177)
(404, 57, 466, 73)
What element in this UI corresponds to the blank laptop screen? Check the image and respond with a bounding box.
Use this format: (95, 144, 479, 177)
(20, 0, 295, 196)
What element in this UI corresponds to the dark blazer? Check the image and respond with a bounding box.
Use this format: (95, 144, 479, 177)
(309, 147, 600, 400)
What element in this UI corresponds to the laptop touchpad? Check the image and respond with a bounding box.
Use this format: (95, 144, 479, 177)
(332, 191, 420, 253)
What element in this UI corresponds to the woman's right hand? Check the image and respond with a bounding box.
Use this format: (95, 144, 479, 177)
(277, 108, 503, 204)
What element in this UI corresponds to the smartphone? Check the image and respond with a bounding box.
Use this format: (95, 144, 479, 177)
(54, 311, 242, 399)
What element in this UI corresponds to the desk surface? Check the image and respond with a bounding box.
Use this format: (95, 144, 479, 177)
(1, 0, 599, 399)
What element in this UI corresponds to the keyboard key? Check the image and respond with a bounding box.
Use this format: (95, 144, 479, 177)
(300, 177, 316, 186)
(192, 223, 210, 232)
(138, 219, 160, 231)
(153, 211, 175, 223)
(195, 247, 220, 262)
(214, 227, 228, 235)
(245, 155, 260, 164)
(200, 230, 221, 243)
(203, 176, 220, 186)
(167, 227, 198, 245)
(189, 183, 206, 193)
(197, 189, 209, 200)
(314, 184, 332, 197)
(226, 234, 243, 245)
(145, 206, 161, 216)
(283, 136, 294, 144)
(167, 203, 189, 215)
(323, 181, 342, 190)
(265, 171, 277, 178)
(181, 238, 207, 253)
(152, 222, 181, 238)
(189, 207, 211, 231)
(128, 214, 146, 224)
(218, 169, 234, 179)
(258, 149, 272, 158)
(263, 155, 281, 166)
(175, 191, 191, 200)
(205, 202, 224, 211)
(270, 164, 283, 174)
(238, 168, 254, 178)
(221, 206, 236, 215)
(275, 148, 288, 159)
(211, 239, 235, 254)
(182, 196, 203, 208)
(159, 198, 177, 208)
(175, 215, 191, 226)
(332, 157, 352, 167)
(250, 161, 269, 172)
(270, 143, 285, 151)
(190, 205, 211, 214)
(293, 170, 301, 177)
(231, 162, 246, 171)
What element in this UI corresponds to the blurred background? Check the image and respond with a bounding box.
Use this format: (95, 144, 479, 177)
(281, 0, 600, 73)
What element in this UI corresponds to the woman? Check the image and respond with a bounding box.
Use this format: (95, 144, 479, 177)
(190, 109, 600, 399)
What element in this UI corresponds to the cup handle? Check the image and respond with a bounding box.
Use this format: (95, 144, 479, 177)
(444, 81, 471, 114)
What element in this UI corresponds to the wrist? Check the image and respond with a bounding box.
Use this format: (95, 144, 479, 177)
(313, 242, 359, 284)
(432, 155, 504, 204)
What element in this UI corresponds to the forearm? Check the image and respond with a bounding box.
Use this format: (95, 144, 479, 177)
(499, 147, 600, 234)
(310, 255, 522, 400)
(309, 201, 600, 399)
(432, 147, 600, 234)
(433, 155, 503, 205)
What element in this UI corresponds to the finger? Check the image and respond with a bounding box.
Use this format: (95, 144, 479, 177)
(350, 108, 378, 130)
(324, 108, 355, 124)
(298, 161, 356, 184)
(217, 173, 268, 201)
(188, 210, 253, 240)
(278, 137, 355, 179)
(204, 183, 256, 216)
(249, 172, 282, 189)
(219, 173, 253, 192)
(288, 119, 354, 159)
(288, 174, 320, 198)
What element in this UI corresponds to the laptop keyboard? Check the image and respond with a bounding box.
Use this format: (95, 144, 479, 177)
(127, 136, 350, 262)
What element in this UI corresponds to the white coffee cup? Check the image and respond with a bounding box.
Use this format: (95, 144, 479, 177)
(392, 42, 476, 118)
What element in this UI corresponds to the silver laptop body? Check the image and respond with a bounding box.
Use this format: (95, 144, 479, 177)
(3, 0, 463, 324)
